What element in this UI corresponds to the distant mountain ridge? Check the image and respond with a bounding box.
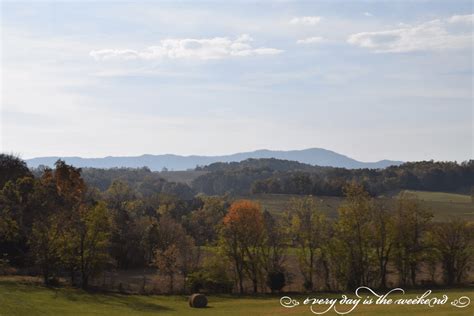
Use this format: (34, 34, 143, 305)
(25, 148, 403, 171)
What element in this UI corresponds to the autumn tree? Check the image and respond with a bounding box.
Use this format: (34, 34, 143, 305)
(152, 215, 198, 293)
(141, 218, 160, 265)
(48, 161, 89, 283)
(220, 200, 265, 294)
(154, 245, 179, 293)
(52, 160, 86, 211)
(26, 167, 72, 284)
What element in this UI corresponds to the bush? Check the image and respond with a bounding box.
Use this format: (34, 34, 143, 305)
(0, 256, 16, 275)
(187, 257, 233, 293)
(187, 271, 233, 293)
(46, 277, 60, 287)
(303, 280, 313, 291)
(266, 271, 286, 292)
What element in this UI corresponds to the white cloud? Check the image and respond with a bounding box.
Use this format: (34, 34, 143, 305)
(90, 34, 283, 61)
(296, 36, 325, 44)
(289, 16, 321, 26)
(364, 12, 373, 17)
(347, 14, 473, 53)
(448, 14, 474, 24)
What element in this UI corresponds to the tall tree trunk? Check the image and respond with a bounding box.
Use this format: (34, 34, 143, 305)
(169, 273, 174, 293)
(82, 274, 89, 290)
(182, 273, 186, 293)
(252, 277, 258, 293)
(70, 267, 75, 286)
(238, 270, 244, 294)
(410, 263, 417, 287)
(380, 261, 387, 289)
(43, 268, 49, 286)
(308, 250, 314, 291)
(322, 258, 331, 291)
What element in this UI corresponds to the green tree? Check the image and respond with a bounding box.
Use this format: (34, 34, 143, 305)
(0, 154, 32, 190)
(261, 210, 287, 293)
(287, 196, 327, 291)
(29, 215, 62, 285)
(77, 202, 111, 289)
(371, 202, 395, 289)
(186, 195, 227, 246)
(105, 181, 137, 268)
(393, 193, 433, 287)
(432, 219, 473, 285)
(335, 182, 375, 289)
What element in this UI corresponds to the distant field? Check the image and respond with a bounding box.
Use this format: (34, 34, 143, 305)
(157, 170, 207, 185)
(244, 191, 474, 221)
(0, 279, 472, 316)
(399, 190, 472, 204)
(242, 194, 341, 219)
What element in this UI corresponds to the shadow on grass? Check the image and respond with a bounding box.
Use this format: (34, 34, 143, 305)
(0, 281, 174, 313)
(59, 290, 175, 313)
(116, 296, 174, 313)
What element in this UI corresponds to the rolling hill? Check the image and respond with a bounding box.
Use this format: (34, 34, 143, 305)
(25, 148, 403, 171)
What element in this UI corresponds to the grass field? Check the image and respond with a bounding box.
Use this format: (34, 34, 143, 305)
(400, 190, 473, 204)
(0, 279, 472, 316)
(245, 191, 474, 221)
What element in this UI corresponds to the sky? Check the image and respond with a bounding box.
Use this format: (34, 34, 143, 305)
(1, 0, 473, 162)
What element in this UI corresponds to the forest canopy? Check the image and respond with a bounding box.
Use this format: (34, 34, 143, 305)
(28, 157, 474, 197)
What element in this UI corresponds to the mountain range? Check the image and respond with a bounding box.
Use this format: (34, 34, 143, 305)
(25, 148, 403, 171)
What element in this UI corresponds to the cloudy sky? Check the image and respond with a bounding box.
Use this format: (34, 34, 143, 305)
(1, 0, 472, 162)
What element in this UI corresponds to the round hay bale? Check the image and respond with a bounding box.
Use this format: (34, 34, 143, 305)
(189, 293, 208, 308)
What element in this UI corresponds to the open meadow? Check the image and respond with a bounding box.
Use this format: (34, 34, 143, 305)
(245, 191, 474, 221)
(0, 278, 473, 316)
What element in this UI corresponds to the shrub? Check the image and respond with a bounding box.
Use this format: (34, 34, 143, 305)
(266, 271, 286, 292)
(187, 257, 233, 293)
(303, 280, 313, 291)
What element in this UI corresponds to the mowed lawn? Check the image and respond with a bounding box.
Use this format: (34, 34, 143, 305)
(0, 280, 473, 316)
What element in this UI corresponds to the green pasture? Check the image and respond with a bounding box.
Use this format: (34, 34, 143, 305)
(245, 191, 474, 221)
(0, 279, 472, 316)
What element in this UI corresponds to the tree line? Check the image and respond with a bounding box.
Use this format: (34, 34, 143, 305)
(193, 158, 474, 196)
(32, 158, 474, 198)
(0, 154, 473, 293)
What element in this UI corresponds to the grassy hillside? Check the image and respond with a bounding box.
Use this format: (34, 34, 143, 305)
(0, 279, 472, 316)
(242, 194, 341, 218)
(244, 191, 474, 221)
(400, 190, 472, 203)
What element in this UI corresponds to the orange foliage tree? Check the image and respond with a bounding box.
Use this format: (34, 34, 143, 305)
(221, 200, 265, 294)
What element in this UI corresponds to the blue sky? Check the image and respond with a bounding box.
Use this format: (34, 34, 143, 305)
(1, 0, 472, 162)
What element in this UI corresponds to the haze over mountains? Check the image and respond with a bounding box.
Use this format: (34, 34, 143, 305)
(25, 148, 403, 171)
